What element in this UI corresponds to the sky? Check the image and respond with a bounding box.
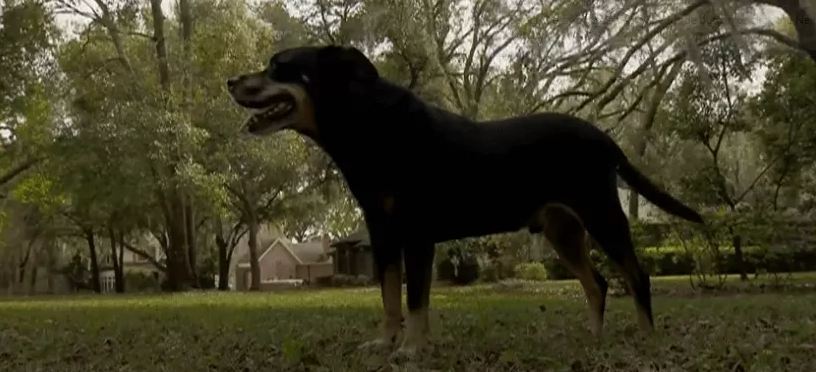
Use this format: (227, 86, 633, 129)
(48, 1, 787, 99)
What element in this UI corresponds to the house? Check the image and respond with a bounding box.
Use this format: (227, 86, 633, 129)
(234, 237, 334, 290)
(99, 240, 164, 293)
(328, 228, 375, 279)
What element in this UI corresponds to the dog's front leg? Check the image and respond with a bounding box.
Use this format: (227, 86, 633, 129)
(360, 263, 402, 348)
(359, 262, 403, 350)
(392, 242, 434, 361)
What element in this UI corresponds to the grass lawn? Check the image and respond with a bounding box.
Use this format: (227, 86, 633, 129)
(1, 275, 815, 372)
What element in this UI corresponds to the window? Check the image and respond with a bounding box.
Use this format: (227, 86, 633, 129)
(101, 274, 115, 293)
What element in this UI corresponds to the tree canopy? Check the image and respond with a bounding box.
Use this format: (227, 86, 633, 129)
(1, 0, 815, 292)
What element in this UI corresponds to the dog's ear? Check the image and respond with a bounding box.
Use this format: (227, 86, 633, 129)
(320, 45, 379, 83)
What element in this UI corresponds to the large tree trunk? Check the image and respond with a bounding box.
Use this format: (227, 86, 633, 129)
(731, 231, 748, 281)
(149, 0, 195, 292)
(247, 211, 261, 291)
(214, 216, 245, 291)
(178, 0, 198, 288)
(84, 228, 102, 293)
(27, 260, 37, 295)
(117, 232, 125, 292)
(215, 215, 230, 291)
(179, 0, 193, 109)
(26, 239, 42, 294)
(46, 242, 55, 294)
(163, 194, 193, 291)
(108, 226, 125, 293)
(216, 237, 230, 291)
(17, 238, 36, 285)
(149, 0, 170, 89)
(185, 202, 198, 287)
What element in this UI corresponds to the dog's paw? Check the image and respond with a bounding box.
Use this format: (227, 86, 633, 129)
(388, 345, 419, 365)
(357, 337, 394, 352)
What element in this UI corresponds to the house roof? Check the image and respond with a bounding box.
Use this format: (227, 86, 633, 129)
(289, 241, 328, 263)
(238, 237, 330, 267)
(331, 227, 370, 247)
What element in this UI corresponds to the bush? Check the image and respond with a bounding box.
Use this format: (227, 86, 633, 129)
(514, 262, 548, 281)
(541, 257, 576, 280)
(451, 254, 480, 285)
(539, 245, 816, 280)
(126, 271, 160, 292)
(436, 259, 456, 281)
(480, 263, 501, 283)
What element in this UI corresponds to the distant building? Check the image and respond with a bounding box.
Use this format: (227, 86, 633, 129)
(234, 236, 333, 290)
(328, 228, 375, 279)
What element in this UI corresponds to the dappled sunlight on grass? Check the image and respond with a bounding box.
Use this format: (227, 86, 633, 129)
(1, 279, 815, 371)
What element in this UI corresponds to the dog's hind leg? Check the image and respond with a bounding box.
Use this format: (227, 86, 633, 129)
(583, 199, 655, 333)
(537, 204, 608, 337)
(393, 241, 435, 360)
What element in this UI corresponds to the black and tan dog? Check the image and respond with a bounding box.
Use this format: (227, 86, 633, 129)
(227, 45, 704, 357)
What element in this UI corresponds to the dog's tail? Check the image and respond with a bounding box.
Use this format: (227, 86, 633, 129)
(616, 157, 704, 224)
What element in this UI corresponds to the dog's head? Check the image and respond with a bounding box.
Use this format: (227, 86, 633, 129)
(227, 46, 379, 137)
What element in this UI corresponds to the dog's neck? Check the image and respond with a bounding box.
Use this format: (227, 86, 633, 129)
(306, 79, 439, 194)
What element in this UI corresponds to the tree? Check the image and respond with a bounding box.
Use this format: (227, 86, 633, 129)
(213, 212, 246, 290)
(220, 134, 325, 290)
(0, 1, 56, 188)
(665, 40, 773, 280)
(52, 0, 235, 290)
(751, 52, 816, 211)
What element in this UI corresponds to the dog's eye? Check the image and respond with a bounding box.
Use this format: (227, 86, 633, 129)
(266, 61, 280, 80)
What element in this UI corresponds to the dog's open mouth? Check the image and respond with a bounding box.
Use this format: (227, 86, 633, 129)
(245, 93, 296, 133)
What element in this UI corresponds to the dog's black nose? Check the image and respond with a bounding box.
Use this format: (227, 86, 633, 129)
(226, 77, 240, 90)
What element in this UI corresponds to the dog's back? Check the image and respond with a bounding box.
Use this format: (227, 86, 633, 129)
(393, 108, 626, 241)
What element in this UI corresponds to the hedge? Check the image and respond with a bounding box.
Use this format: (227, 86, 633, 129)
(514, 262, 549, 281)
(542, 246, 816, 280)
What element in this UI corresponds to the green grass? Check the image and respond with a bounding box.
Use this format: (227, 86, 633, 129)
(1, 277, 816, 372)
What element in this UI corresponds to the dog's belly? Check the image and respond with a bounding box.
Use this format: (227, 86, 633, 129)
(421, 197, 538, 243)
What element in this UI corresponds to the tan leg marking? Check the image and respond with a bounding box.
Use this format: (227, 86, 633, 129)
(399, 307, 429, 351)
(358, 264, 403, 350)
(539, 204, 608, 337)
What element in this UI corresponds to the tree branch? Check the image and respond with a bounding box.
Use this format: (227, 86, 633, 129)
(0, 158, 42, 186)
(121, 240, 167, 272)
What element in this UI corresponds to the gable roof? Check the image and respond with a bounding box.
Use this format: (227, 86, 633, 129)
(331, 227, 370, 247)
(289, 241, 328, 263)
(238, 237, 330, 267)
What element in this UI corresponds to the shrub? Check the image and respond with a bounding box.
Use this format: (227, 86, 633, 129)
(126, 271, 160, 292)
(514, 262, 548, 281)
(451, 254, 480, 285)
(436, 259, 456, 281)
(540, 257, 575, 280)
(480, 263, 501, 283)
(539, 244, 816, 280)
